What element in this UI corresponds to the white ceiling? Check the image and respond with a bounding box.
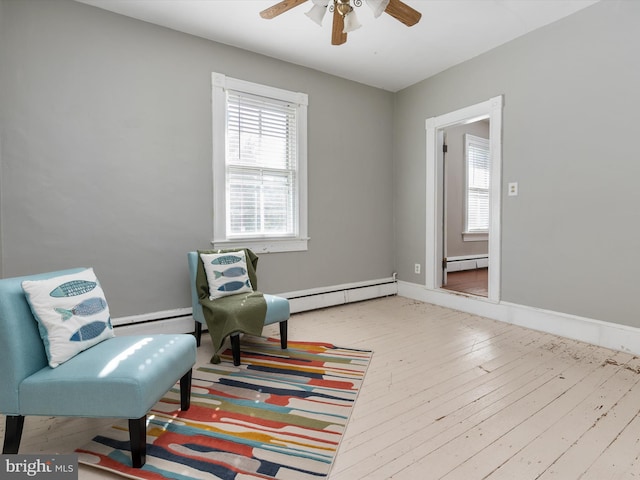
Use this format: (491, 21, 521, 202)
(75, 0, 599, 92)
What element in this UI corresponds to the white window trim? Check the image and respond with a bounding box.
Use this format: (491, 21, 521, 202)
(211, 73, 309, 253)
(464, 133, 490, 237)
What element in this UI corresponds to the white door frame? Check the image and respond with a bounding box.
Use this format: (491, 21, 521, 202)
(425, 95, 503, 302)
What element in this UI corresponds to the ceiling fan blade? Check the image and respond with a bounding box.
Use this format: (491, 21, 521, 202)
(331, 7, 347, 45)
(384, 0, 421, 27)
(260, 0, 308, 19)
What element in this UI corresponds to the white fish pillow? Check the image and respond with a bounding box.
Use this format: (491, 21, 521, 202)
(22, 268, 114, 368)
(200, 250, 253, 300)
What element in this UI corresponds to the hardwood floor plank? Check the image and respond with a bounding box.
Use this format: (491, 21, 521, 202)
(383, 346, 620, 479)
(333, 344, 614, 479)
(343, 328, 544, 436)
(349, 324, 532, 415)
(443, 269, 489, 297)
(441, 351, 636, 479)
(579, 404, 640, 480)
(534, 357, 640, 479)
(332, 337, 565, 475)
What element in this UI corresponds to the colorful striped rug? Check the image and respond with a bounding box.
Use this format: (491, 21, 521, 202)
(77, 336, 372, 479)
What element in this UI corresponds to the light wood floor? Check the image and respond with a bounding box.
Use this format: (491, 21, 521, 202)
(3, 296, 640, 479)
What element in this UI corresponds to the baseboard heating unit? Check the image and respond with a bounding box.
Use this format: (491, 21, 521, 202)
(113, 277, 398, 336)
(447, 255, 489, 272)
(281, 276, 398, 314)
(112, 308, 194, 336)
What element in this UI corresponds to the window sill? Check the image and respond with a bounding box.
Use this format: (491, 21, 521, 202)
(212, 237, 309, 254)
(463, 232, 488, 242)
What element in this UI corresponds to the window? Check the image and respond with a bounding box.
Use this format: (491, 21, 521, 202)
(212, 73, 308, 253)
(464, 134, 490, 238)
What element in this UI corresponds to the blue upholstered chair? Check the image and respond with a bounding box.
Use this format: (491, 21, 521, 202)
(187, 251, 289, 365)
(0, 268, 197, 468)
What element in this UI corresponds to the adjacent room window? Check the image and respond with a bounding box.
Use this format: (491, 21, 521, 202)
(464, 134, 490, 239)
(212, 73, 308, 253)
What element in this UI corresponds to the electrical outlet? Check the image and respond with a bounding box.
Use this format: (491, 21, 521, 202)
(508, 182, 518, 196)
(414, 263, 421, 274)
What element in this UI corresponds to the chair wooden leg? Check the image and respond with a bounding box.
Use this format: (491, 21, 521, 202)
(279, 320, 288, 349)
(129, 416, 147, 468)
(194, 321, 202, 347)
(231, 334, 241, 366)
(180, 369, 192, 411)
(2, 415, 25, 454)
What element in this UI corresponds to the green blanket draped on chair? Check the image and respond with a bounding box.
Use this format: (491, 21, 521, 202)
(196, 249, 267, 363)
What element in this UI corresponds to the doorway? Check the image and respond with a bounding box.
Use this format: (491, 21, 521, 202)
(425, 96, 503, 303)
(442, 120, 490, 297)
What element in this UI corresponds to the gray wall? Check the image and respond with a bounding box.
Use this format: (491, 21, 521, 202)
(394, 0, 640, 327)
(445, 121, 489, 258)
(0, 0, 394, 317)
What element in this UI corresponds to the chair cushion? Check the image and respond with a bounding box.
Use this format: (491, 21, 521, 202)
(21, 268, 115, 368)
(19, 334, 196, 418)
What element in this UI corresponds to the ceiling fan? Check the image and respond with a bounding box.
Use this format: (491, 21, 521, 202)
(260, 0, 422, 46)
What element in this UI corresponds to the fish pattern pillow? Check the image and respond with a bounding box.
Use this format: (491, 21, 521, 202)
(200, 250, 254, 300)
(22, 268, 114, 368)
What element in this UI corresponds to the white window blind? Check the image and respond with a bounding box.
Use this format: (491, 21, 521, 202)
(226, 91, 297, 238)
(465, 134, 490, 233)
(211, 73, 308, 253)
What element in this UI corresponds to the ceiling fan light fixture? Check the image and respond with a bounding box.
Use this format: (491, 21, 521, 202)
(343, 9, 362, 32)
(365, 0, 390, 18)
(335, 0, 352, 17)
(305, 3, 328, 26)
(260, 0, 421, 45)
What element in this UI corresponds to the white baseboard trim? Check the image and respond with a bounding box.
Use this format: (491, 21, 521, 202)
(398, 281, 640, 356)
